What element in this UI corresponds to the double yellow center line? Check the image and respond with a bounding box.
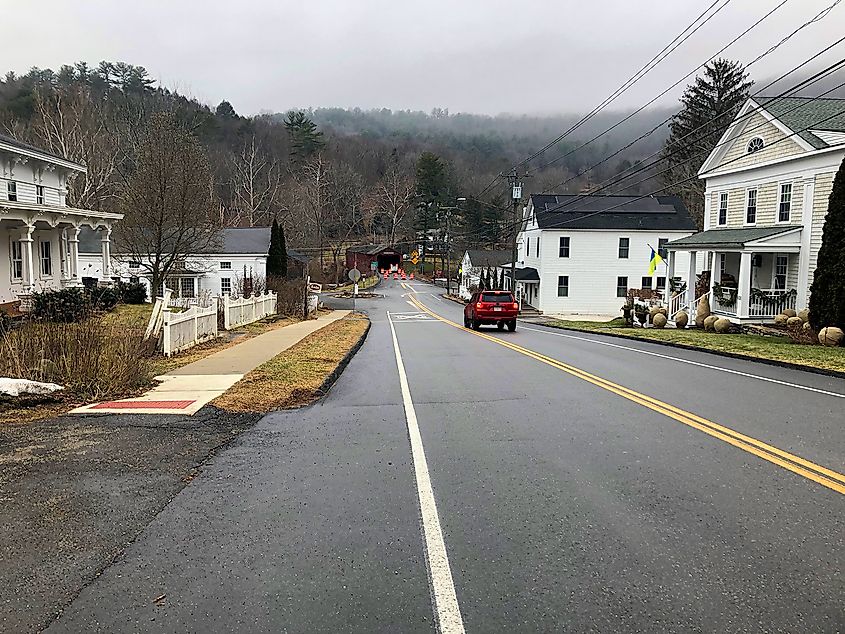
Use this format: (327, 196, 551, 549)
(406, 292, 845, 496)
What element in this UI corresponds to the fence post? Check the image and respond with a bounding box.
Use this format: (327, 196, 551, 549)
(162, 309, 172, 357)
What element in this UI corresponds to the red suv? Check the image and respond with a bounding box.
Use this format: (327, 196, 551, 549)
(464, 290, 519, 331)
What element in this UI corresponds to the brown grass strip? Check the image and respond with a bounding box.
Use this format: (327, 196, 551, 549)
(214, 315, 370, 413)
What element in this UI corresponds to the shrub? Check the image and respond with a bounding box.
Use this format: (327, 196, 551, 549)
(117, 281, 148, 304)
(809, 156, 845, 331)
(0, 315, 153, 400)
(31, 288, 91, 322)
(269, 275, 307, 317)
(89, 286, 121, 312)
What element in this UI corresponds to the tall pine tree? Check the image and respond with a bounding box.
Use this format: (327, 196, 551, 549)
(267, 217, 288, 277)
(809, 156, 845, 331)
(662, 59, 752, 229)
(284, 110, 324, 161)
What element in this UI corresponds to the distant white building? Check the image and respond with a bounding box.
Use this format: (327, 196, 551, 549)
(0, 135, 121, 310)
(78, 227, 310, 300)
(513, 194, 696, 315)
(458, 249, 512, 299)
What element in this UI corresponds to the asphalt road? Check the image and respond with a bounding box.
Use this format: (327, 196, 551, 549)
(47, 278, 845, 633)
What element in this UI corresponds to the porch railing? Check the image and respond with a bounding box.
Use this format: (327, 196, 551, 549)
(749, 288, 798, 318)
(712, 287, 738, 317)
(667, 292, 686, 319)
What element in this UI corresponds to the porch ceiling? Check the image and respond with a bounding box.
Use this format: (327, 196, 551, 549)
(666, 225, 802, 250)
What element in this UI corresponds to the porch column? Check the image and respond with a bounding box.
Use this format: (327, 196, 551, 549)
(21, 224, 35, 292)
(686, 250, 697, 315)
(708, 251, 718, 300)
(68, 226, 81, 280)
(737, 251, 752, 319)
(100, 226, 112, 278)
(796, 178, 814, 310)
(664, 250, 675, 306)
(60, 228, 70, 280)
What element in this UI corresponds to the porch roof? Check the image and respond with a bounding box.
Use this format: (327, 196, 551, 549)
(666, 225, 802, 250)
(0, 200, 122, 222)
(514, 267, 540, 282)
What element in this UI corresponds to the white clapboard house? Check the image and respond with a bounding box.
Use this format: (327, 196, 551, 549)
(0, 135, 122, 311)
(664, 96, 845, 323)
(512, 194, 696, 315)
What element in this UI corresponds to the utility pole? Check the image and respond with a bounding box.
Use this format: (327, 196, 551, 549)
(508, 169, 524, 303)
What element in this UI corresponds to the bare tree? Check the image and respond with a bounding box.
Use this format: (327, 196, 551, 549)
(114, 112, 220, 295)
(326, 161, 366, 281)
(228, 134, 282, 227)
(365, 154, 415, 245)
(294, 154, 331, 273)
(30, 85, 122, 210)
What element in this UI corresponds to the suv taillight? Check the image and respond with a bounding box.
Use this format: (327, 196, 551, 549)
(476, 302, 483, 309)
(512, 302, 519, 310)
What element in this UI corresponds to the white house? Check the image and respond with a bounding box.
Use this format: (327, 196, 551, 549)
(77, 226, 309, 300)
(513, 194, 696, 315)
(0, 135, 121, 311)
(665, 96, 845, 323)
(458, 249, 512, 299)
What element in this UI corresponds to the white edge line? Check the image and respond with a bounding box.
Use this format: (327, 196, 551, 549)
(388, 314, 465, 633)
(520, 325, 845, 399)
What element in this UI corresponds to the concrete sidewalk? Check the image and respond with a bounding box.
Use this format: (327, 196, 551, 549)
(72, 310, 351, 416)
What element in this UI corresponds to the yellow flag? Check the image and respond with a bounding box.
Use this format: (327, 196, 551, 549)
(648, 248, 663, 276)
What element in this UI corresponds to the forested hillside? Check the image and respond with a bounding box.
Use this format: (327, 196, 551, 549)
(0, 60, 673, 275)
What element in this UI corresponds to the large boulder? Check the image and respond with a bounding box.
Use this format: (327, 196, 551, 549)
(652, 313, 667, 329)
(802, 321, 813, 331)
(649, 307, 662, 319)
(773, 313, 789, 326)
(786, 316, 803, 328)
(703, 315, 719, 332)
(818, 326, 844, 347)
(695, 295, 711, 328)
(782, 308, 797, 318)
(658, 307, 668, 316)
(714, 318, 732, 334)
(674, 311, 689, 329)
(797, 308, 810, 323)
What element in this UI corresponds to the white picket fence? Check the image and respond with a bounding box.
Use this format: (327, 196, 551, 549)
(162, 303, 219, 356)
(221, 292, 277, 330)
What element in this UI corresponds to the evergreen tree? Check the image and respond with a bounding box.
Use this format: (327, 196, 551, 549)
(267, 217, 288, 277)
(809, 156, 845, 331)
(284, 110, 324, 160)
(215, 100, 237, 119)
(499, 268, 505, 290)
(662, 59, 752, 229)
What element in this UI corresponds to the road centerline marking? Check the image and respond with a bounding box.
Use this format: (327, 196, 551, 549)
(520, 325, 845, 399)
(406, 296, 845, 496)
(386, 311, 465, 632)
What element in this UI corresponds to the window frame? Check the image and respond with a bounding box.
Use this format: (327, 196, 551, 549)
(616, 276, 628, 298)
(746, 137, 764, 154)
(658, 238, 669, 260)
(778, 182, 792, 223)
(220, 261, 232, 270)
(656, 276, 667, 291)
(39, 240, 53, 277)
(535, 236, 539, 258)
(525, 236, 530, 257)
(718, 191, 728, 226)
(10, 238, 23, 280)
(7, 181, 17, 202)
(773, 254, 788, 290)
(558, 236, 570, 258)
(221, 277, 232, 295)
(36, 184, 45, 205)
(641, 276, 652, 290)
(179, 277, 196, 298)
(745, 187, 757, 226)
(618, 237, 630, 259)
(557, 275, 569, 297)
(719, 253, 727, 282)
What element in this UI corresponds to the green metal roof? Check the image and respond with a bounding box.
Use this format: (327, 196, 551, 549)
(755, 97, 845, 149)
(666, 225, 802, 249)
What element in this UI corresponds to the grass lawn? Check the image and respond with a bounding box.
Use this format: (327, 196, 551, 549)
(214, 314, 370, 413)
(548, 318, 845, 373)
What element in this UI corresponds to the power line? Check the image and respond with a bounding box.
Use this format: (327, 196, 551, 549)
(473, 0, 738, 200)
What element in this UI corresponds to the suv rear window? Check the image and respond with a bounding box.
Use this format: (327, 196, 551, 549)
(481, 292, 514, 303)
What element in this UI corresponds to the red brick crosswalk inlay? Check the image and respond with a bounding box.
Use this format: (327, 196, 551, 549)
(92, 400, 195, 410)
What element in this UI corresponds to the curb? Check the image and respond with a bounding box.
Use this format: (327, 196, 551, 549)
(442, 294, 466, 306)
(530, 320, 845, 380)
(314, 318, 372, 396)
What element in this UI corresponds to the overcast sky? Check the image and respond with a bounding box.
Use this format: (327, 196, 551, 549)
(5, 0, 844, 116)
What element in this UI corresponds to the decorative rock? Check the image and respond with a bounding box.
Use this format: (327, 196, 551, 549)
(674, 311, 689, 329)
(658, 307, 668, 316)
(773, 313, 788, 326)
(714, 318, 732, 334)
(649, 307, 662, 319)
(782, 309, 797, 318)
(703, 315, 719, 332)
(695, 295, 711, 328)
(652, 313, 667, 329)
(802, 321, 812, 331)
(797, 308, 810, 323)
(786, 316, 803, 327)
(818, 326, 844, 347)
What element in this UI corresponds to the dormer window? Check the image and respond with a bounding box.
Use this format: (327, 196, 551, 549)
(746, 137, 764, 154)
